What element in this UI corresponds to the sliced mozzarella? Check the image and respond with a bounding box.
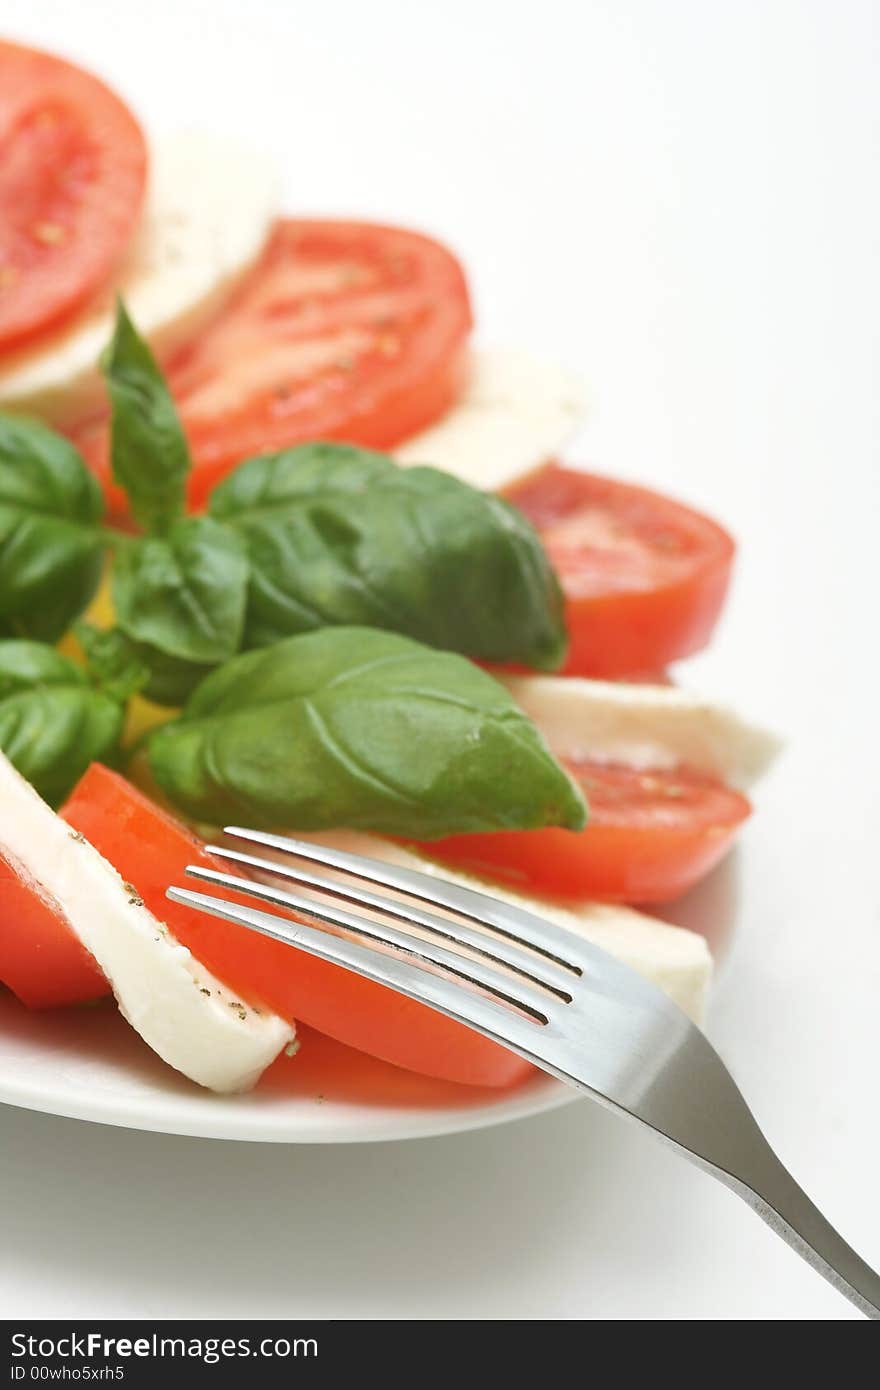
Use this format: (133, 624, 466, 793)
(0, 133, 279, 424)
(500, 673, 781, 790)
(394, 349, 588, 489)
(260, 831, 712, 1026)
(0, 752, 292, 1092)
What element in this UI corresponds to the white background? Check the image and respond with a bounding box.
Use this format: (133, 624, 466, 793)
(1, 0, 878, 1320)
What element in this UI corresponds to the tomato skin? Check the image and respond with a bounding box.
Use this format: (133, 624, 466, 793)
(0, 40, 147, 352)
(422, 761, 751, 904)
(506, 465, 736, 678)
(72, 219, 473, 515)
(58, 766, 532, 1089)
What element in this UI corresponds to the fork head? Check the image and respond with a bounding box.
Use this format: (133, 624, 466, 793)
(166, 827, 701, 1118)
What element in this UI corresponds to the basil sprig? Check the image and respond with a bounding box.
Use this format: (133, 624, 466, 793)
(103, 306, 568, 700)
(210, 444, 568, 670)
(148, 627, 586, 838)
(0, 641, 125, 805)
(0, 416, 105, 643)
(0, 307, 586, 843)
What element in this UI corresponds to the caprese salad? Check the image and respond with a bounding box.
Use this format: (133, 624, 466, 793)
(0, 39, 779, 1096)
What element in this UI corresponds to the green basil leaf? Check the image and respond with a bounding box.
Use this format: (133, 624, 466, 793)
(209, 443, 568, 670)
(0, 640, 124, 805)
(74, 623, 151, 705)
(101, 300, 190, 535)
(148, 627, 586, 837)
(111, 515, 249, 705)
(0, 414, 105, 642)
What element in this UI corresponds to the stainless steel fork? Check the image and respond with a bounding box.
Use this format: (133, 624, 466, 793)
(167, 827, 880, 1319)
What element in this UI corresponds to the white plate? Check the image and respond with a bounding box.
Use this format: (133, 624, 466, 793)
(0, 990, 576, 1143)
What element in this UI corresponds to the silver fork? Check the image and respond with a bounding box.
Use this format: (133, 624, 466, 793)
(167, 827, 880, 1320)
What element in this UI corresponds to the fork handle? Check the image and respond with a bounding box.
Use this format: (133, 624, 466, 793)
(720, 1147, 880, 1319)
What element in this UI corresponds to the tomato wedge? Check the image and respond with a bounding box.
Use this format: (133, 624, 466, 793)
(505, 465, 735, 677)
(50, 765, 532, 1089)
(0, 850, 107, 1008)
(423, 759, 750, 904)
(72, 219, 473, 514)
(0, 40, 147, 353)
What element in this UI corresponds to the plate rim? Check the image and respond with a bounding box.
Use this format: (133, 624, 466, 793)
(0, 1068, 578, 1144)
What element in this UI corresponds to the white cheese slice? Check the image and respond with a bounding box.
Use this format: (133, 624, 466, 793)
(0, 133, 279, 424)
(501, 673, 781, 790)
(0, 752, 292, 1092)
(262, 830, 712, 1026)
(394, 349, 588, 489)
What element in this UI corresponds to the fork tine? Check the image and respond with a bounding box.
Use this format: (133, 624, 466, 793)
(166, 885, 551, 1057)
(209, 843, 574, 999)
(180, 865, 559, 1022)
(222, 828, 586, 974)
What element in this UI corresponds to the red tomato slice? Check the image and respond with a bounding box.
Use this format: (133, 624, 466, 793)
(0, 40, 147, 352)
(72, 219, 473, 514)
(422, 759, 750, 904)
(505, 465, 736, 677)
(53, 765, 532, 1089)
